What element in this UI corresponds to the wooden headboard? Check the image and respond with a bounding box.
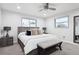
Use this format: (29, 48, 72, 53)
(18, 27, 39, 34)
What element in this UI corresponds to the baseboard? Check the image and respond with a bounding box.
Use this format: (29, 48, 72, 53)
(63, 41, 79, 46)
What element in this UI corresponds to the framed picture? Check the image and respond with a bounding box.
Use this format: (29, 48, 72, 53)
(55, 16, 69, 28)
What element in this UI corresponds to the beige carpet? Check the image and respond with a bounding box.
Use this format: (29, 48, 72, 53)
(0, 42, 79, 55)
(0, 43, 23, 55)
(51, 42, 79, 55)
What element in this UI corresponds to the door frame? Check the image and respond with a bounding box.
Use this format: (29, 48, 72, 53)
(73, 16, 79, 43)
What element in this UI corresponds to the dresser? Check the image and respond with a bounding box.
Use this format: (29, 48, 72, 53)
(0, 36, 13, 47)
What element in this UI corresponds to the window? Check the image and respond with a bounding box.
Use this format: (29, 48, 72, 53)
(21, 18, 37, 27)
(29, 19, 37, 27)
(22, 18, 29, 27)
(55, 16, 69, 28)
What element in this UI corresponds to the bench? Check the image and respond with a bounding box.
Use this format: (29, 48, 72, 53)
(37, 40, 62, 55)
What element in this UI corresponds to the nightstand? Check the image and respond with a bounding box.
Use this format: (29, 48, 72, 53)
(0, 36, 13, 47)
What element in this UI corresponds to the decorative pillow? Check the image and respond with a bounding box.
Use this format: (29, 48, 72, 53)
(26, 30, 31, 36)
(37, 30, 41, 35)
(31, 29, 38, 35)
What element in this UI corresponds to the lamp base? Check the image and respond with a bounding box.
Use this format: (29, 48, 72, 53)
(6, 33, 9, 37)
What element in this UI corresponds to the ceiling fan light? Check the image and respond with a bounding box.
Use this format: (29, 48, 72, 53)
(17, 6, 20, 9)
(43, 13, 46, 16)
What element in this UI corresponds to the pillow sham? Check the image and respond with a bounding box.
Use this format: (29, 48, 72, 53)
(31, 29, 38, 35)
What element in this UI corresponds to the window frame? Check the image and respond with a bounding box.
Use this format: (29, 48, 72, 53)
(21, 17, 37, 27)
(55, 16, 69, 28)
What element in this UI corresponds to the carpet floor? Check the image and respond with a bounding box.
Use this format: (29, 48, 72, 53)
(51, 42, 79, 55)
(0, 43, 23, 55)
(0, 42, 79, 55)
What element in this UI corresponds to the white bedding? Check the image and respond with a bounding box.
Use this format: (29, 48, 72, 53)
(18, 32, 60, 54)
(18, 32, 56, 45)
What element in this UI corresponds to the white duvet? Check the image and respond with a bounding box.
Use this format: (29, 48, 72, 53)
(18, 32, 60, 54)
(18, 32, 56, 45)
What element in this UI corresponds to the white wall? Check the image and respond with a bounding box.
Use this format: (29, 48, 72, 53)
(1, 10, 45, 43)
(0, 9, 1, 27)
(0, 8, 2, 37)
(46, 9, 79, 43)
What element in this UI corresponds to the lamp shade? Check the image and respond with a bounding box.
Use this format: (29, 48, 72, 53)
(42, 27, 46, 30)
(4, 27, 11, 31)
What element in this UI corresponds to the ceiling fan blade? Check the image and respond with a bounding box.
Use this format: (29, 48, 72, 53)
(46, 3, 49, 6)
(44, 3, 49, 9)
(49, 8, 56, 10)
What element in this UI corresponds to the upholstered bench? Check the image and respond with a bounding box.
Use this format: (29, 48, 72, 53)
(37, 40, 62, 55)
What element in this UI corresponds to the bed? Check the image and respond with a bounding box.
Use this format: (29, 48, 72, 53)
(18, 27, 39, 52)
(17, 27, 62, 55)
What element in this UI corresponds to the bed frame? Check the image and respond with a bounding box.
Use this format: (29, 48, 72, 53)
(18, 38, 25, 52)
(17, 27, 39, 54)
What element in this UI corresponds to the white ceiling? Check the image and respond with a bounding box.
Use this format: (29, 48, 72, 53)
(0, 3, 79, 18)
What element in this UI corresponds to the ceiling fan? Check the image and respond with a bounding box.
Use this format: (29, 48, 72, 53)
(40, 3, 56, 11)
